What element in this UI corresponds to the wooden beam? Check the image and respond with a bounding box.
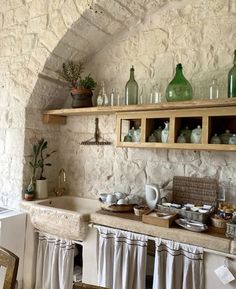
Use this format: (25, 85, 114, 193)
(42, 114, 67, 124)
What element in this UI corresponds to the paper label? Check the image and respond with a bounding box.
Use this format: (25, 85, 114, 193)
(214, 265, 235, 285)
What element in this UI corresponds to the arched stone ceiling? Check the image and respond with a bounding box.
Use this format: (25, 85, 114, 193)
(41, 0, 188, 84)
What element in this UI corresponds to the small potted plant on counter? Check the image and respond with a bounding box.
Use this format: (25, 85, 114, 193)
(25, 138, 55, 200)
(61, 61, 97, 108)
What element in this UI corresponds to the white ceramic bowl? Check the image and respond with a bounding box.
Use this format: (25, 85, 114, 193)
(106, 194, 117, 204)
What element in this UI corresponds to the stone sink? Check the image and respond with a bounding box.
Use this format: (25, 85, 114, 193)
(21, 196, 100, 241)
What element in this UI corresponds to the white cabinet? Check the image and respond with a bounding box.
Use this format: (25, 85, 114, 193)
(0, 209, 26, 289)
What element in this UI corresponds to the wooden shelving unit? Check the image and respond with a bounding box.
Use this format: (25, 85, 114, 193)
(116, 101, 236, 151)
(42, 98, 236, 152)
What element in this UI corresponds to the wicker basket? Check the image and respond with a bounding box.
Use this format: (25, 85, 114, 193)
(158, 176, 218, 223)
(211, 216, 229, 228)
(226, 223, 236, 240)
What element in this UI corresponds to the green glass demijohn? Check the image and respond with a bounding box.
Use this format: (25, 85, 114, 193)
(228, 50, 236, 98)
(125, 66, 138, 105)
(165, 63, 193, 102)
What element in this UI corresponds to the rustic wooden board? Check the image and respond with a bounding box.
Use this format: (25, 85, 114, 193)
(142, 210, 177, 228)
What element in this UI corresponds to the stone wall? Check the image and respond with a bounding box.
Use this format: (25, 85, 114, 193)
(59, 0, 236, 201)
(1, 0, 181, 208)
(1, 0, 236, 208)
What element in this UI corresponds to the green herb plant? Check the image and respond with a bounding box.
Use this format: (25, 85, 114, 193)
(61, 61, 96, 90)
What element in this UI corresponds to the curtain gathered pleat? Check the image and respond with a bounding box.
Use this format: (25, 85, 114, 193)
(152, 238, 204, 289)
(35, 232, 75, 289)
(97, 226, 148, 289)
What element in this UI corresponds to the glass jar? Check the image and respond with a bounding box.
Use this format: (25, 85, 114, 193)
(191, 125, 202, 144)
(210, 134, 221, 144)
(229, 134, 236, 144)
(220, 130, 233, 144)
(148, 134, 157, 142)
(177, 133, 186, 143)
(132, 127, 141, 142)
(124, 133, 132, 142)
(180, 126, 191, 143)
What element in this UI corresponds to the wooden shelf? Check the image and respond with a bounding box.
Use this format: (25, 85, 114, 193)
(116, 104, 236, 152)
(42, 98, 236, 152)
(43, 98, 236, 124)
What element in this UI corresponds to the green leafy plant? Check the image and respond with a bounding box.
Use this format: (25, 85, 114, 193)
(79, 74, 97, 90)
(61, 61, 96, 90)
(26, 139, 56, 194)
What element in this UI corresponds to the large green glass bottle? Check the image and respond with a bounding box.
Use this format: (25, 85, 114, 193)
(165, 63, 193, 102)
(125, 66, 138, 105)
(228, 50, 236, 98)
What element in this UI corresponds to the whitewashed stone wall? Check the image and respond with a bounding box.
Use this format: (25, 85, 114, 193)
(1, 0, 180, 208)
(60, 0, 236, 201)
(1, 0, 236, 209)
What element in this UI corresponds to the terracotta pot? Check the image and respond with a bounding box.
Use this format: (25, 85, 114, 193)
(71, 87, 93, 108)
(24, 193, 34, 201)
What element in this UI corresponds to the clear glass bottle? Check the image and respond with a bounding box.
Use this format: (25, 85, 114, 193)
(96, 90, 103, 106)
(125, 66, 138, 105)
(110, 88, 115, 106)
(150, 84, 162, 104)
(209, 79, 219, 100)
(165, 63, 193, 102)
(228, 50, 236, 98)
(116, 89, 121, 106)
(100, 81, 109, 106)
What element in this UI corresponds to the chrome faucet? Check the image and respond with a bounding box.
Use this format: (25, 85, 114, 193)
(55, 168, 66, 196)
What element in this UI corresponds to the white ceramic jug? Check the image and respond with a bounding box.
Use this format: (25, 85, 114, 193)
(161, 122, 169, 143)
(145, 184, 161, 210)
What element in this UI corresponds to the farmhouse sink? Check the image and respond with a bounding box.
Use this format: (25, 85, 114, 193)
(21, 196, 100, 240)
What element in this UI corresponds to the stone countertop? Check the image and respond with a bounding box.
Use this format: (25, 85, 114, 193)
(91, 210, 236, 254)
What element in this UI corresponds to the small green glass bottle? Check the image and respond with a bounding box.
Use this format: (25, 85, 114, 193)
(165, 63, 193, 102)
(125, 66, 138, 105)
(228, 50, 236, 98)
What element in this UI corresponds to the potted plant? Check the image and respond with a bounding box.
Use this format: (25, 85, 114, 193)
(61, 61, 97, 108)
(25, 138, 55, 200)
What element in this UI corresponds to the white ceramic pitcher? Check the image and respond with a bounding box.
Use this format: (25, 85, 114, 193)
(145, 184, 160, 210)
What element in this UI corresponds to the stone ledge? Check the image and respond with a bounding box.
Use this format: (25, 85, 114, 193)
(91, 211, 233, 254)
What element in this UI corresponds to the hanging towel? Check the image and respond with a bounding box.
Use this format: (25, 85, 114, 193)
(35, 232, 75, 289)
(152, 238, 204, 289)
(97, 226, 148, 289)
